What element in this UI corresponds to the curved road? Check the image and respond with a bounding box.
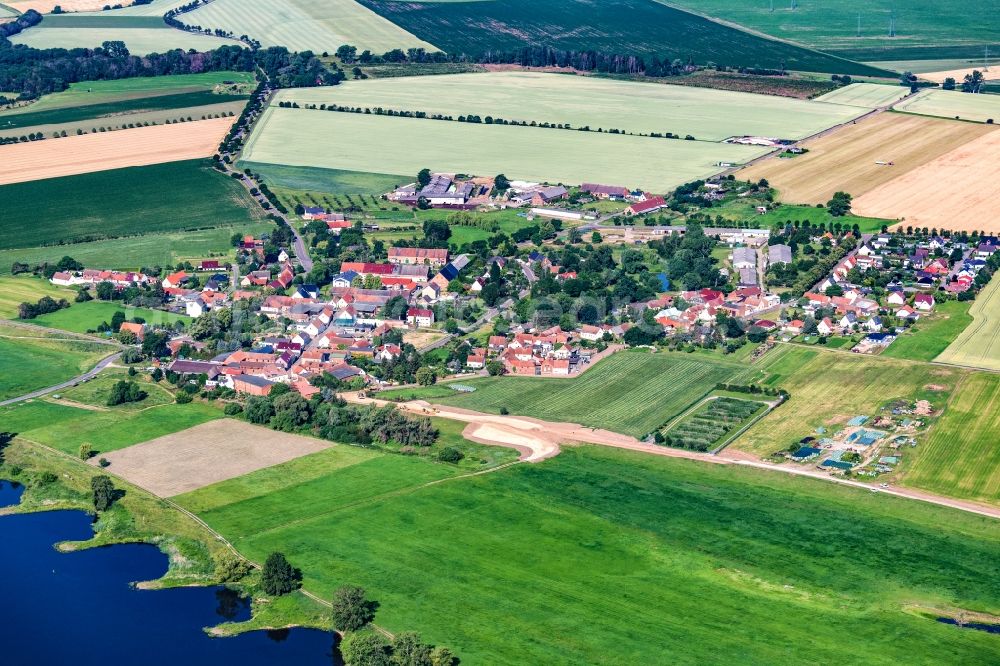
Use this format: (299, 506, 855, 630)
(0, 352, 121, 407)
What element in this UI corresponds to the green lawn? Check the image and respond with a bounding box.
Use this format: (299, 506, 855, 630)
(243, 106, 771, 193)
(0, 222, 271, 276)
(240, 161, 409, 195)
(428, 350, 747, 437)
(0, 275, 77, 318)
(0, 160, 265, 250)
(882, 301, 973, 362)
(902, 372, 1000, 504)
(736, 344, 964, 455)
(1, 398, 223, 457)
(179, 444, 1000, 664)
(0, 329, 111, 401)
(753, 203, 890, 233)
(32, 301, 190, 334)
(0, 71, 253, 117)
(59, 371, 176, 411)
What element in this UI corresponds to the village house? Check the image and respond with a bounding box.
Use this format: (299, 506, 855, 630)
(581, 183, 630, 200)
(388, 247, 449, 266)
(624, 196, 668, 216)
(406, 307, 435, 327)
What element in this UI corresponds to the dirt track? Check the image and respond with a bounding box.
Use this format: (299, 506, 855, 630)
(348, 393, 1000, 520)
(0, 117, 233, 184)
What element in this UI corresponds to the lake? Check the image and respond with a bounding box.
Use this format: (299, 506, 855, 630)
(0, 480, 338, 665)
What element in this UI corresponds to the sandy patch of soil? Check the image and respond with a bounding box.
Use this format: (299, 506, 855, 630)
(94, 418, 331, 497)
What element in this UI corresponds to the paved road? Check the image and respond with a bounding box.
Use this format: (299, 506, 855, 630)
(0, 351, 121, 407)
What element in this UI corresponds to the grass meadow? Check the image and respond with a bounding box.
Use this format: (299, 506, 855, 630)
(240, 162, 408, 195)
(902, 372, 1000, 504)
(0, 275, 76, 318)
(179, 0, 434, 53)
(31, 301, 190, 333)
(936, 278, 1000, 371)
(1, 397, 223, 457)
(275, 73, 866, 142)
(0, 222, 271, 275)
(895, 88, 1000, 123)
(428, 350, 747, 437)
(736, 344, 963, 455)
(0, 159, 265, 250)
(242, 107, 770, 192)
(359, 0, 890, 76)
(178, 444, 1000, 664)
(882, 300, 973, 362)
(0, 326, 112, 401)
(0, 72, 253, 118)
(663, 0, 1000, 52)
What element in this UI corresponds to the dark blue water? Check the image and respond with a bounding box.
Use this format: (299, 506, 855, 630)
(0, 486, 337, 665)
(937, 617, 1000, 634)
(0, 479, 24, 507)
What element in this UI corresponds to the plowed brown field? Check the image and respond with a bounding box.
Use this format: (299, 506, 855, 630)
(740, 112, 993, 205)
(853, 128, 1000, 232)
(0, 117, 232, 184)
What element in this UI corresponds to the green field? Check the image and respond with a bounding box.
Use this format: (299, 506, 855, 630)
(0, 326, 112, 401)
(177, 444, 1000, 664)
(664, 0, 1000, 53)
(9, 24, 240, 55)
(240, 162, 409, 194)
(59, 370, 177, 411)
(242, 107, 771, 192)
(936, 278, 1000, 371)
(425, 350, 748, 437)
(724, 202, 891, 233)
(0, 72, 254, 118)
(0, 275, 76, 318)
(31, 301, 190, 333)
(662, 396, 767, 450)
(359, 0, 891, 76)
(895, 88, 1000, 123)
(736, 345, 963, 455)
(882, 300, 974, 362)
(180, 0, 434, 53)
(0, 222, 270, 276)
(0, 91, 246, 131)
(902, 372, 1000, 504)
(1, 398, 223, 457)
(812, 82, 909, 108)
(275, 72, 867, 142)
(0, 160, 265, 250)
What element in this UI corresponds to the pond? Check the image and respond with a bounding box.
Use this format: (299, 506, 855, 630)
(0, 481, 338, 665)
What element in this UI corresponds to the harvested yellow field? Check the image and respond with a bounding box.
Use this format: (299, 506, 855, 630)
(740, 112, 992, 205)
(7, 0, 110, 11)
(853, 128, 1000, 232)
(936, 278, 1000, 372)
(0, 117, 232, 184)
(919, 66, 1000, 84)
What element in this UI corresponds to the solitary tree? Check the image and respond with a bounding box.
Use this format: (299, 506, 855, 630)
(391, 632, 433, 666)
(415, 367, 436, 386)
(261, 552, 300, 596)
(91, 475, 116, 512)
(331, 585, 376, 632)
(416, 168, 431, 188)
